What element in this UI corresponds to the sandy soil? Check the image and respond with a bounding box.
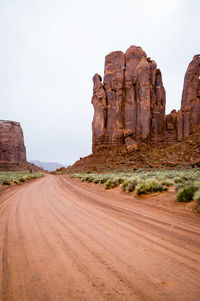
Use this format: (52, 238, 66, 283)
(0, 174, 200, 301)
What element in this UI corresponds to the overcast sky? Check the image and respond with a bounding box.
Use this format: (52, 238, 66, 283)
(0, 0, 199, 165)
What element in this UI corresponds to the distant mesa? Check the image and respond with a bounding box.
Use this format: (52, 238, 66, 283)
(92, 46, 200, 153)
(29, 160, 67, 172)
(0, 120, 26, 162)
(0, 120, 40, 171)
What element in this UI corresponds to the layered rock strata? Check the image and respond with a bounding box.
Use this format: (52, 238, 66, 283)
(0, 120, 26, 162)
(92, 46, 200, 152)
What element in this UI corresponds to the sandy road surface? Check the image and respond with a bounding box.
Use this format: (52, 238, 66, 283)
(0, 175, 200, 301)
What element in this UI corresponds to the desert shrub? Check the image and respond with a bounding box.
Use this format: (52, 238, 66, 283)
(135, 180, 164, 195)
(120, 181, 128, 191)
(193, 189, 200, 203)
(81, 176, 90, 182)
(0, 172, 42, 186)
(23, 175, 31, 181)
(2, 180, 11, 185)
(174, 183, 185, 193)
(162, 179, 174, 187)
(176, 185, 198, 202)
(174, 177, 185, 184)
(87, 177, 94, 183)
(70, 174, 78, 178)
(93, 178, 100, 184)
(193, 189, 200, 212)
(120, 178, 139, 192)
(126, 182, 137, 192)
(181, 175, 191, 181)
(104, 179, 118, 190)
(175, 181, 194, 192)
(19, 177, 25, 182)
(156, 175, 167, 181)
(69, 170, 200, 195)
(115, 177, 124, 184)
(104, 180, 111, 190)
(163, 187, 168, 191)
(99, 177, 110, 184)
(13, 180, 20, 184)
(30, 175, 38, 179)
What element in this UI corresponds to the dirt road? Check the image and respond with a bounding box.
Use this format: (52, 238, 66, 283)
(0, 175, 200, 301)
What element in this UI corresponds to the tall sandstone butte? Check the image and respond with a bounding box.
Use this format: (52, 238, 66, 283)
(181, 54, 200, 136)
(92, 46, 200, 153)
(164, 54, 200, 143)
(0, 120, 26, 162)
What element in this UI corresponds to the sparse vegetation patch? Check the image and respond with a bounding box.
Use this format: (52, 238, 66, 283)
(176, 185, 199, 202)
(0, 172, 43, 186)
(69, 169, 200, 210)
(135, 180, 166, 195)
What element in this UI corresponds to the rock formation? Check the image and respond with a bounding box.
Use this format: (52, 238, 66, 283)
(0, 120, 26, 162)
(92, 46, 200, 153)
(181, 54, 200, 136)
(164, 54, 200, 143)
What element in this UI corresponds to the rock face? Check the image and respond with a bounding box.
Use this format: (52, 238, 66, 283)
(92, 46, 200, 152)
(181, 54, 200, 136)
(164, 54, 200, 143)
(0, 120, 26, 162)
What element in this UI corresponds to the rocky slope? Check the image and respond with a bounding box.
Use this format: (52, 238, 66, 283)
(66, 125, 200, 173)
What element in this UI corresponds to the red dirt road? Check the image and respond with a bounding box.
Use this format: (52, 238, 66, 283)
(0, 175, 200, 301)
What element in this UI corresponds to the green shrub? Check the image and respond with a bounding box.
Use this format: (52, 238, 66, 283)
(69, 170, 200, 196)
(87, 177, 94, 182)
(120, 178, 139, 192)
(120, 181, 128, 191)
(176, 185, 198, 202)
(115, 177, 124, 184)
(13, 180, 20, 184)
(194, 190, 200, 212)
(193, 189, 200, 203)
(0, 172, 42, 186)
(174, 177, 184, 184)
(181, 175, 191, 181)
(162, 179, 174, 187)
(2, 180, 11, 185)
(81, 176, 90, 182)
(135, 180, 164, 195)
(104, 179, 118, 190)
(100, 177, 109, 184)
(193, 181, 200, 186)
(156, 175, 167, 181)
(19, 177, 25, 182)
(175, 183, 185, 193)
(126, 182, 137, 192)
(93, 178, 100, 184)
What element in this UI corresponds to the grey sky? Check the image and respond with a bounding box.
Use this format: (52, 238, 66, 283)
(0, 0, 199, 165)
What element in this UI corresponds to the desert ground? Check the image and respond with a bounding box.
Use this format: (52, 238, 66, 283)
(0, 174, 200, 300)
